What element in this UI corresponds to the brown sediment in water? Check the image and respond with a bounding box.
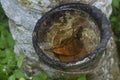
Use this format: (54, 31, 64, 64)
(49, 27, 88, 62)
(43, 11, 100, 62)
(57, 47, 88, 62)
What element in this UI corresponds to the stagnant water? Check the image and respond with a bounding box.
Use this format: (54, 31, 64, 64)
(38, 10, 100, 62)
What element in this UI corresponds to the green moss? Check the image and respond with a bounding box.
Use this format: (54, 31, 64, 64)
(18, 0, 33, 7)
(38, 0, 42, 5)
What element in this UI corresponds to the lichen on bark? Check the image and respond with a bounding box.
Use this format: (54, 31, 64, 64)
(1, 0, 120, 80)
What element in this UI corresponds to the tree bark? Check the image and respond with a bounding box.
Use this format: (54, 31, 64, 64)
(1, 0, 120, 80)
(86, 37, 120, 80)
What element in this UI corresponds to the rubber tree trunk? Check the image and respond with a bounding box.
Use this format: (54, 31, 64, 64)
(86, 37, 120, 80)
(1, 0, 120, 80)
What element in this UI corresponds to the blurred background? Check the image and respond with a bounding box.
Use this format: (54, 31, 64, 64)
(0, 1, 120, 80)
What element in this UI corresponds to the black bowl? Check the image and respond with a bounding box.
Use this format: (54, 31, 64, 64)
(32, 3, 111, 71)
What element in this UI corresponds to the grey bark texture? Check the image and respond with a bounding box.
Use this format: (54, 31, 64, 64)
(1, 0, 120, 80)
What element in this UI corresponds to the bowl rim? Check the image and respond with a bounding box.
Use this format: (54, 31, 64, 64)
(32, 3, 111, 70)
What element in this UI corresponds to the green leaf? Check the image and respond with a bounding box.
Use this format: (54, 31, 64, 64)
(8, 75, 16, 80)
(40, 72, 47, 80)
(78, 75, 86, 80)
(17, 53, 24, 68)
(5, 49, 16, 69)
(0, 71, 8, 80)
(32, 72, 47, 80)
(112, 0, 120, 8)
(110, 16, 117, 22)
(14, 70, 25, 79)
(32, 75, 41, 80)
(116, 38, 120, 42)
(8, 35, 15, 48)
(19, 77, 25, 80)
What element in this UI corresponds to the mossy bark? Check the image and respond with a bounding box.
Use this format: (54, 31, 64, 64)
(1, 0, 120, 80)
(86, 37, 120, 80)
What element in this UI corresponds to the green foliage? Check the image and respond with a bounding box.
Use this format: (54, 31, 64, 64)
(112, 0, 120, 8)
(0, 4, 17, 80)
(8, 75, 16, 80)
(110, 0, 120, 54)
(8, 70, 25, 80)
(32, 72, 47, 80)
(0, 4, 25, 80)
(111, 0, 120, 35)
(78, 75, 86, 80)
(17, 53, 24, 68)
